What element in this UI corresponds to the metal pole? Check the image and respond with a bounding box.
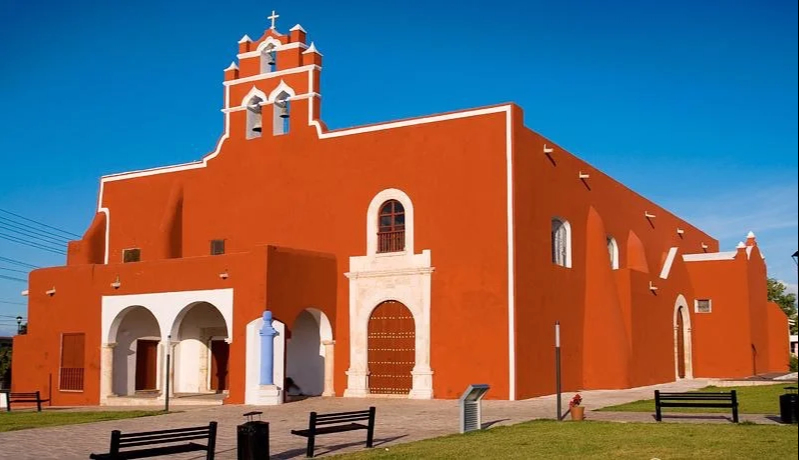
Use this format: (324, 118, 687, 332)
(555, 321, 561, 421)
(165, 335, 171, 412)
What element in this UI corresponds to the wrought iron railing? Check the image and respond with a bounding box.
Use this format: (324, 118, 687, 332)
(377, 230, 405, 253)
(59, 367, 84, 391)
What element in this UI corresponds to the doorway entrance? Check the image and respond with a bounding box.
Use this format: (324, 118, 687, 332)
(210, 340, 230, 392)
(367, 300, 415, 395)
(135, 339, 159, 391)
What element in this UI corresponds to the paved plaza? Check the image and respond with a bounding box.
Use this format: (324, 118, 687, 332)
(0, 379, 784, 459)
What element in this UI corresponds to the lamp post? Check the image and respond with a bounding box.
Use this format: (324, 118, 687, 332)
(16, 316, 22, 335)
(555, 321, 562, 421)
(165, 334, 172, 412)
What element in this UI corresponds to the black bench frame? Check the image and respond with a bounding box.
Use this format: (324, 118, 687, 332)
(89, 421, 217, 460)
(655, 390, 739, 423)
(3, 390, 49, 412)
(291, 407, 376, 458)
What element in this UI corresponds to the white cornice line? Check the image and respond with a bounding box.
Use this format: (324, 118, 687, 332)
(344, 267, 435, 279)
(504, 106, 515, 401)
(221, 92, 321, 113)
(223, 64, 321, 87)
(237, 41, 309, 59)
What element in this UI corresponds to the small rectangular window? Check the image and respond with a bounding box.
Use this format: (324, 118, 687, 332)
(123, 248, 141, 263)
(211, 239, 226, 255)
(695, 299, 712, 313)
(59, 333, 85, 391)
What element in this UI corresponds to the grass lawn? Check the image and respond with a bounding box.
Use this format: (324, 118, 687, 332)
(0, 410, 166, 432)
(598, 384, 795, 414)
(334, 420, 798, 460)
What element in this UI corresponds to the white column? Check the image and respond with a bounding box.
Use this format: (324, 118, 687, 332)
(100, 343, 117, 403)
(344, 312, 369, 398)
(322, 340, 335, 397)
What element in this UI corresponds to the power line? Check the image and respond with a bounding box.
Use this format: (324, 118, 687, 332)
(0, 208, 81, 238)
(0, 267, 29, 274)
(0, 300, 26, 306)
(0, 256, 39, 269)
(0, 232, 66, 255)
(0, 315, 26, 320)
(0, 274, 27, 283)
(0, 219, 72, 245)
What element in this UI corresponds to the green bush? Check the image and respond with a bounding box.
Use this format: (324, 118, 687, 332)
(790, 355, 798, 373)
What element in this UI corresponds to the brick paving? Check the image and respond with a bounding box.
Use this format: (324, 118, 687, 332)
(0, 378, 785, 459)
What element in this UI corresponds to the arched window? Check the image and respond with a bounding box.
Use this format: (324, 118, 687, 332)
(607, 236, 619, 270)
(273, 91, 290, 135)
(245, 96, 263, 139)
(551, 218, 571, 267)
(378, 200, 405, 253)
(260, 45, 276, 74)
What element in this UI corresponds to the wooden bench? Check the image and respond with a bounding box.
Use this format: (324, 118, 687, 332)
(89, 422, 217, 460)
(3, 390, 49, 412)
(291, 407, 376, 458)
(655, 390, 739, 423)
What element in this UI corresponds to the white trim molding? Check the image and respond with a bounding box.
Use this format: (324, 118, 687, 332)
(659, 247, 679, 279)
(241, 86, 268, 107)
(683, 251, 736, 262)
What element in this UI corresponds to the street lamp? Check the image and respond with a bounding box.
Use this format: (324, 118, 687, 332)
(16, 316, 22, 334)
(793, 250, 798, 266)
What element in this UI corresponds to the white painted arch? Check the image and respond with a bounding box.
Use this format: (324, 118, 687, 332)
(100, 289, 234, 402)
(365, 188, 415, 256)
(673, 294, 694, 380)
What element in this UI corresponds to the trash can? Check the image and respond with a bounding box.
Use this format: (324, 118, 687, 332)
(779, 387, 797, 424)
(237, 411, 270, 460)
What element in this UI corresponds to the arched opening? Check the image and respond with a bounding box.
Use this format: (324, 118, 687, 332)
(109, 306, 161, 396)
(607, 236, 619, 270)
(367, 300, 415, 395)
(273, 91, 291, 135)
(673, 296, 694, 380)
(551, 218, 571, 267)
(260, 44, 276, 73)
(246, 95, 264, 139)
(285, 309, 333, 398)
(170, 302, 229, 394)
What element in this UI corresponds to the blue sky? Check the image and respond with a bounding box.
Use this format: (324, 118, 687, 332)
(0, 0, 796, 335)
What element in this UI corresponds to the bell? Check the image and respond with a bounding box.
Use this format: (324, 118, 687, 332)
(252, 121, 262, 132)
(278, 104, 290, 119)
(265, 51, 276, 66)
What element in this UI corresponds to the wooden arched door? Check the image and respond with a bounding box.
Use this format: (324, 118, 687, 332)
(368, 300, 415, 395)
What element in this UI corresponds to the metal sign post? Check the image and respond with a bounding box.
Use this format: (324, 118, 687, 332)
(459, 384, 491, 433)
(165, 334, 171, 412)
(555, 321, 562, 421)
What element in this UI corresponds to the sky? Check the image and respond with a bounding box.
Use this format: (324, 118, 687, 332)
(0, 0, 796, 335)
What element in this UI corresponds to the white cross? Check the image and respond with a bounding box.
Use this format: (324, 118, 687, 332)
(268, 10, 279, 30)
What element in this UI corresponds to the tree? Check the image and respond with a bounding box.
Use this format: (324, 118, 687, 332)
(767, 278, 797, 334)
(0, 346, 11, 389)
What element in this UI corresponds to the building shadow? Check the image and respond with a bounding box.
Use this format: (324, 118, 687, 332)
(481, 418, 510, 429)
(272, 435, 408, 459)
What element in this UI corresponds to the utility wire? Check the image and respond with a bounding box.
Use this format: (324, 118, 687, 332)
(0, 208, 81, 238)
(0, 274, 27, 283)
(0, 232, 66, 255)
(0, 267, 29, 274)
(0, 300, 26, 306)
(0, 219, 71, 245)
(0, 256, 39, 268)
(0, 256, 39, 269)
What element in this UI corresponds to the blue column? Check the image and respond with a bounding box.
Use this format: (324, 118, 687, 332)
(259, 310, 278, 385)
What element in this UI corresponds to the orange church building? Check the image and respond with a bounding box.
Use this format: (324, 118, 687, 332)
(11, 17, 789, 407)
